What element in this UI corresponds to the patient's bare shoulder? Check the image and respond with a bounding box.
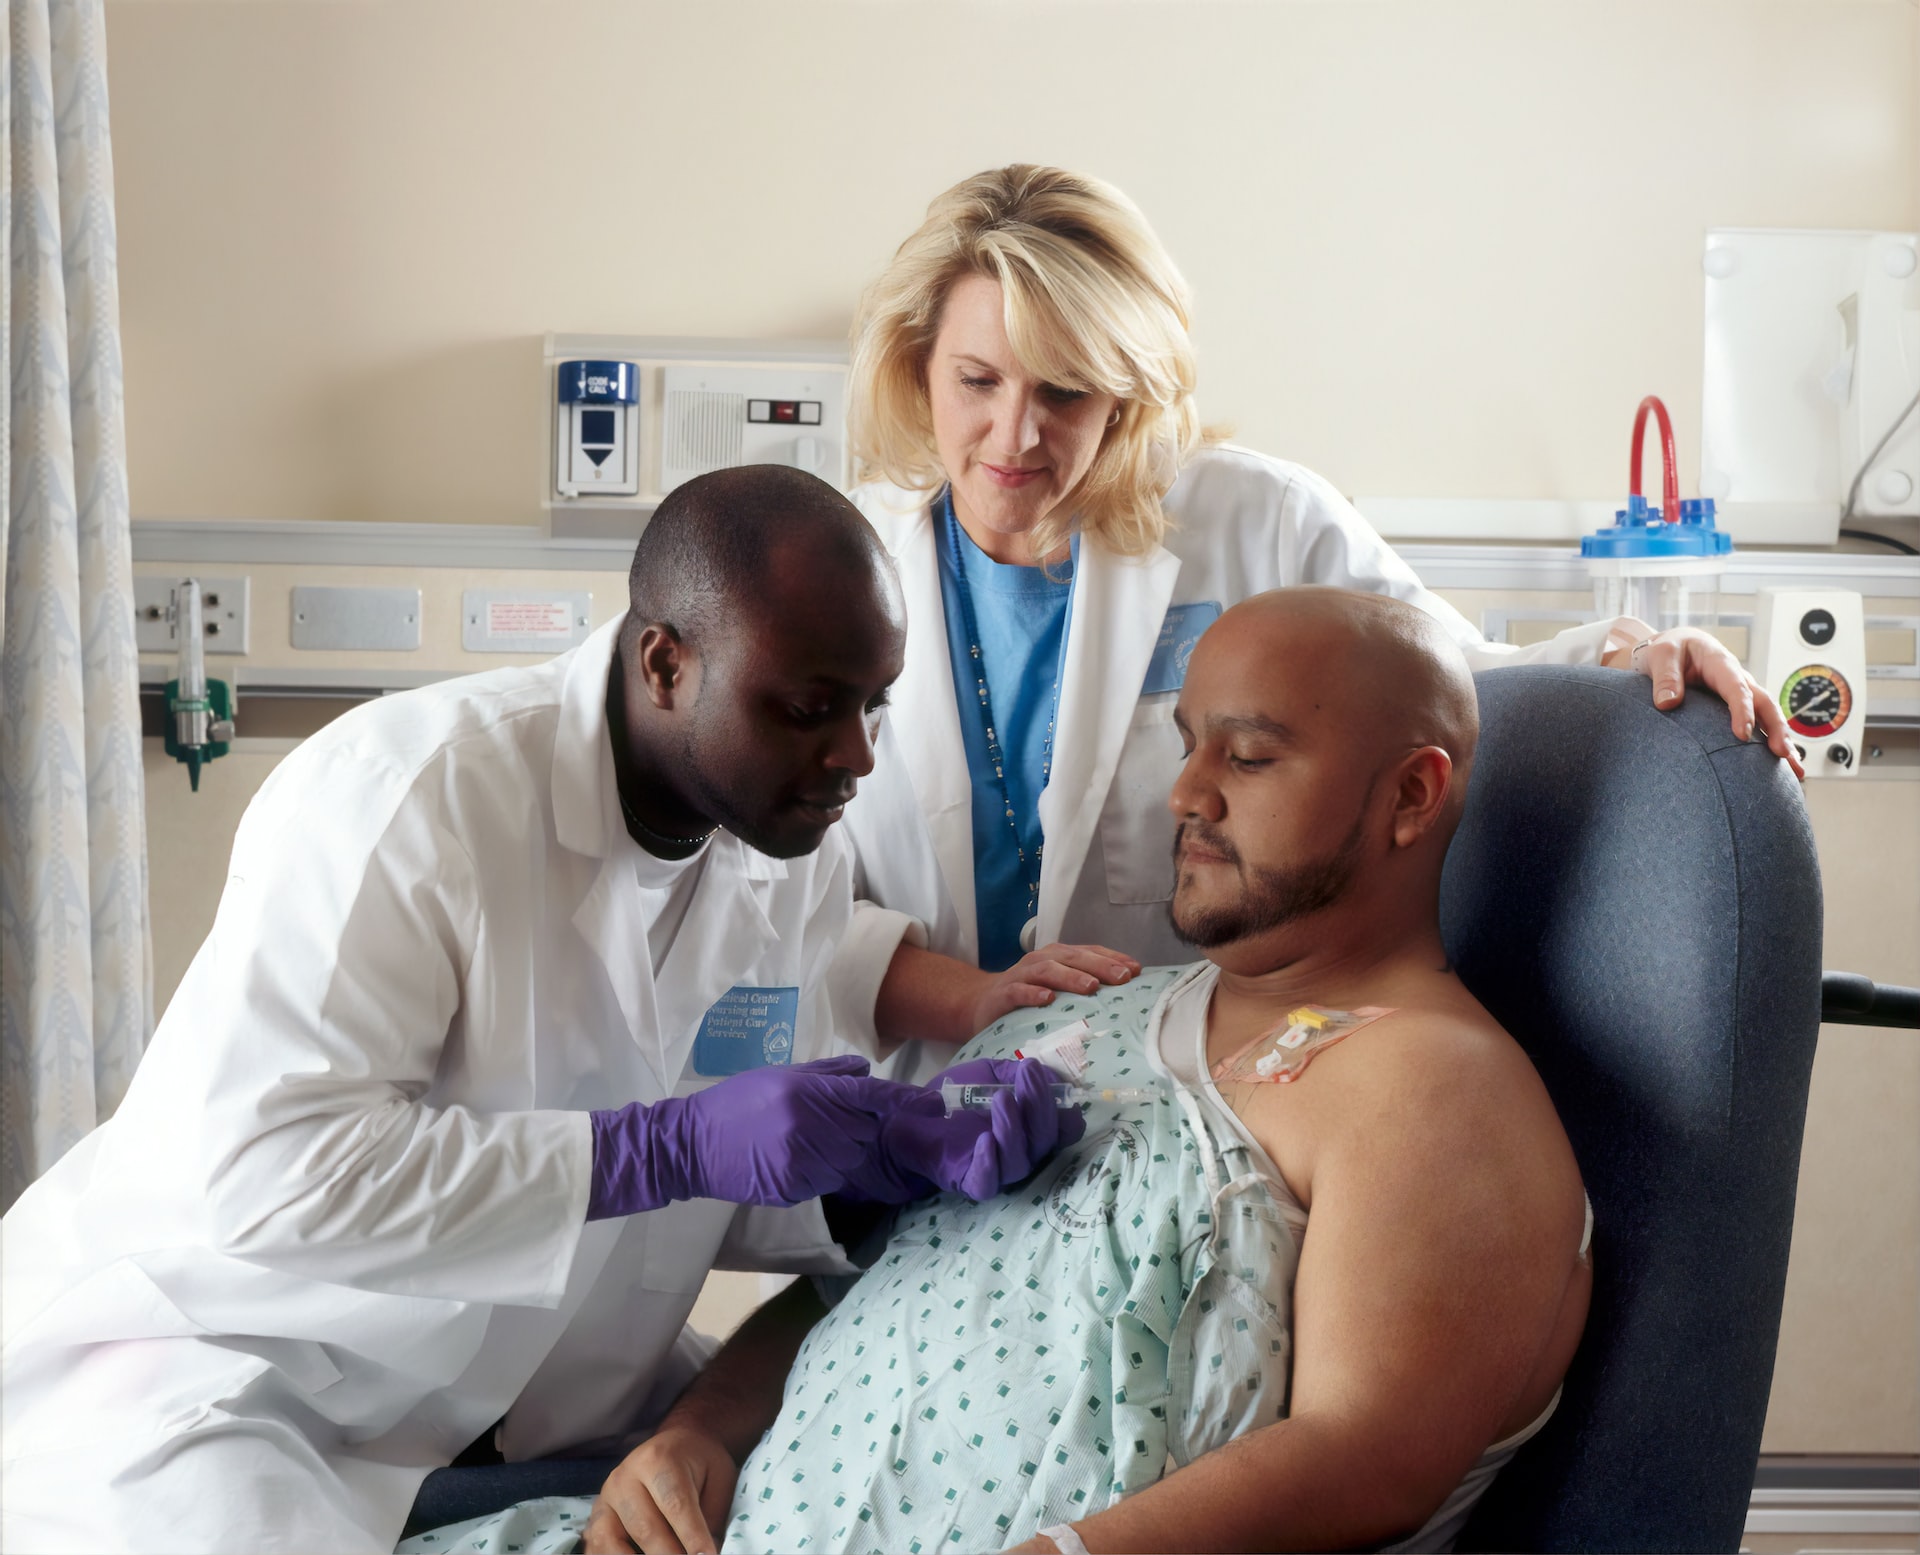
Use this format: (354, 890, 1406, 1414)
(1224, 996, 1580, 1221)
(1226, 994, 1590, 1447)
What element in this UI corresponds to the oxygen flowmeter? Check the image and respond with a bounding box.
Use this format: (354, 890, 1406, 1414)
(163, 578, 235, 791)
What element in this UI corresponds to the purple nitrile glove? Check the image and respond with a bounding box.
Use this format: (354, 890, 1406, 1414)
(587, 1055, 917, 1220)
(838, 1057, 1088, 1205)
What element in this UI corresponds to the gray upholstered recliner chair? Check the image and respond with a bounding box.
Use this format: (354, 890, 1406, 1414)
(1445, 665, 1824, 1553)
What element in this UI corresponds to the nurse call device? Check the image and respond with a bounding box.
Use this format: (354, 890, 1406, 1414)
(556, 359, 642, 498)
(1751, 587, 1868, 776)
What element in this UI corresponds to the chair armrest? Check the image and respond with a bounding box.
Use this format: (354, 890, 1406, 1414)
(1821, 972, 1920, 1029)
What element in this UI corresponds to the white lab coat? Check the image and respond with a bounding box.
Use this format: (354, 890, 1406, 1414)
(843, 446, 1618, 1077)
(0, 616, 915, 1554)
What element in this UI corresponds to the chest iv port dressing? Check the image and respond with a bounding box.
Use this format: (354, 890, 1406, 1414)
(1211, 1005, 1396, 1086)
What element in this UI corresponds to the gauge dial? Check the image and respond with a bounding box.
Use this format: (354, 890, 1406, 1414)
(1780, 665, 1852, 738)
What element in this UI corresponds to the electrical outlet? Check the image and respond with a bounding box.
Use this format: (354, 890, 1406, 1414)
(134, 575, 250, 655)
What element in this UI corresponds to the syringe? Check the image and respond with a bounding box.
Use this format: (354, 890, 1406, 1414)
(940, 1081, 1156, 1115)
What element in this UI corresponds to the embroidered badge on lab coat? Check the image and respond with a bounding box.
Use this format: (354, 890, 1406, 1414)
(692, 985, 800, 1076)
(1141, 601, 1223, 694)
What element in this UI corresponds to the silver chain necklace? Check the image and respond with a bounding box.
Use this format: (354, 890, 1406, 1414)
(618, 790, 718, 852)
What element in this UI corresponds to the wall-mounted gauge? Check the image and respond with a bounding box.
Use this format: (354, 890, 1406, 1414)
(1780, 664, 1853, 738)
(1753, 582, 1868, 779)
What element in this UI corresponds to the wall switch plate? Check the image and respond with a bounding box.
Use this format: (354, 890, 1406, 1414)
(290, 586, 422, 651)
(135, 575, 250, 655)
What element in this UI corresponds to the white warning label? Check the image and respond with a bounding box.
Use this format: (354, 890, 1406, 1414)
(487, 599, 573, 640)
(462, 589, 589, 653)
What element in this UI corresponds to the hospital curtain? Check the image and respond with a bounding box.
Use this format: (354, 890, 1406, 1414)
(1, 0, 148, 1210)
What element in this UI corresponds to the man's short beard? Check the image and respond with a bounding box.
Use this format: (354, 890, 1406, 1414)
(1167, 806, 1370, 949)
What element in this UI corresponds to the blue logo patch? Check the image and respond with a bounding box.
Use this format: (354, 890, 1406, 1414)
(1141, 601, 1223, 694)
(692, 985, 800, 1076)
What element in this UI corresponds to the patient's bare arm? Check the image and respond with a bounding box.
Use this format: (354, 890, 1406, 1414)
(1011, 1011, 1590, 1554)
(584, 1279, 826, 1555)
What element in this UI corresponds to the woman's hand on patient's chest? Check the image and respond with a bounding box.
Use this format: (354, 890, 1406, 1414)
(875, 942, 1139, 1051)
(584, 1424, 736, 1555)
(967, 942, 1141, 1035)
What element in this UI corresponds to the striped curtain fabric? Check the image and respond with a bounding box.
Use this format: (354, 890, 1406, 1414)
(2, 0, 149, 1210)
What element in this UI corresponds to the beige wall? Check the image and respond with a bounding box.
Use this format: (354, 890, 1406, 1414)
(109, 0, 1919, 528)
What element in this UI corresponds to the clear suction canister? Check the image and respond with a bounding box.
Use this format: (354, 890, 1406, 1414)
(1582, 395, 1732, 634)
(1581, 499, 1730, 631)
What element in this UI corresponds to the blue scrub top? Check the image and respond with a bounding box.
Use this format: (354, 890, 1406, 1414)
(936, 502, 1076, 973)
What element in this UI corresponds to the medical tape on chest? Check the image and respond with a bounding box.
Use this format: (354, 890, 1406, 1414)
(1013, 1017, 1095, 1081)
(1210, 1004, 1396, 1085)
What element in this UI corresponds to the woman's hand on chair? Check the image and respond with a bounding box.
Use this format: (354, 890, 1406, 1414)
(1606, 625, 1804, 779)
(585, 1423, 737, 1555)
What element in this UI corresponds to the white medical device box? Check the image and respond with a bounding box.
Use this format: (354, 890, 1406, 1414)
(546, 335, 850, 538)
(1701, 229, 1920, 545)
(1750, 587, 1868, 777)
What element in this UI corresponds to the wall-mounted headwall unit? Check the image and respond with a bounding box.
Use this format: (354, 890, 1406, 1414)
(126, 518, 1920, 736)
(545, 335, 851, 541)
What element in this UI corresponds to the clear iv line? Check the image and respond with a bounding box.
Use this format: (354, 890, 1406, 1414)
(941, 1081, 1155, 1115)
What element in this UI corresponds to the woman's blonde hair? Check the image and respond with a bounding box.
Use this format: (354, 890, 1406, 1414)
(849, 165, 1202, 559)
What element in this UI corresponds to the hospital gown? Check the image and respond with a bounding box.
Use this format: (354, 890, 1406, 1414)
(724, 970, 1293, 1552)
(405, 966, 1558, 1554)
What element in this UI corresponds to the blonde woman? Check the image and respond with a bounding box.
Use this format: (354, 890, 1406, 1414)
(844, 165, 1793, 1074)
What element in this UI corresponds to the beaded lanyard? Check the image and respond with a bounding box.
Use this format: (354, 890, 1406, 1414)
(941, 489, 1072, 938)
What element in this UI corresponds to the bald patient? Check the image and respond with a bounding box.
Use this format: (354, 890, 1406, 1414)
(566, 586, 1591, 1555)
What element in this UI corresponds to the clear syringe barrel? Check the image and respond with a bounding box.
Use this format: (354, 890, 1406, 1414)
(940, 1081, 1153, 1115)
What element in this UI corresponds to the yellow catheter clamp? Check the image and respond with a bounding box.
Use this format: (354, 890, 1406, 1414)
(1287, 1007, 1331, 1029)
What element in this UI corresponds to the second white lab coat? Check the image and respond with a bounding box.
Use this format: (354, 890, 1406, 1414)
(843, 446, 1617, 1077)
(0, 617, 915, 1553)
